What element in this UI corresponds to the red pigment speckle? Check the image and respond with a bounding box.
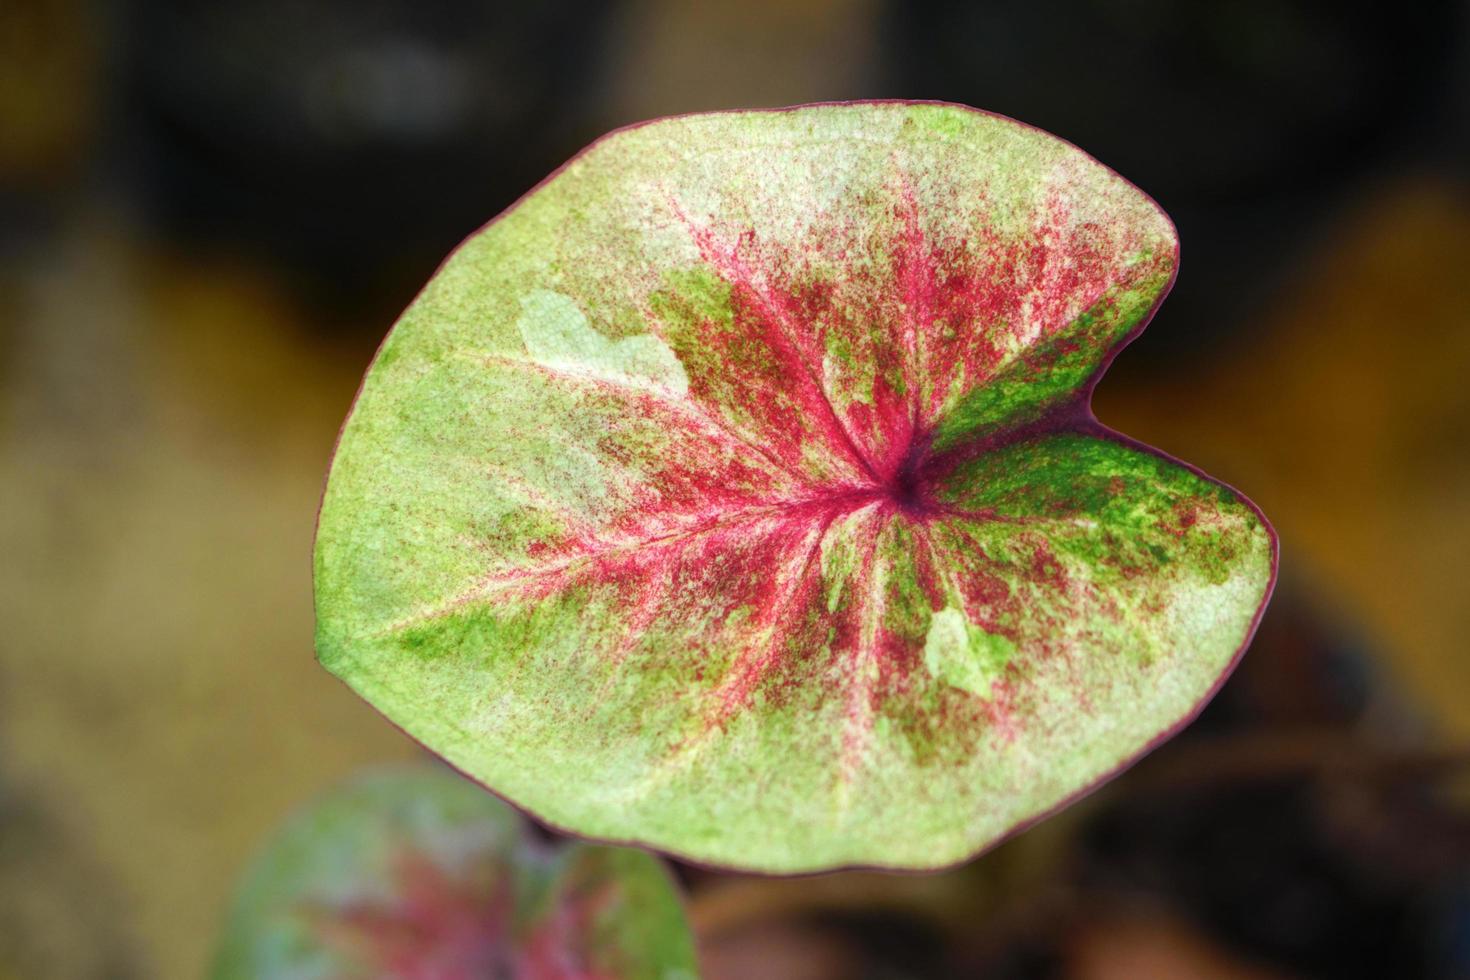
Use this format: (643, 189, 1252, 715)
(1028, 538, 1068, 589)
(983, 679, 1020, 744)
(1161, 500, 1201, 538)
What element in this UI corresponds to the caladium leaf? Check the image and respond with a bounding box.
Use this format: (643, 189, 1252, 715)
(315, 102, 1276, 873)
(211, 767, 697, 979)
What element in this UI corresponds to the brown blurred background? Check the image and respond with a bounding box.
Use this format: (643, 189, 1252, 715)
(2, 1, 1468, 977)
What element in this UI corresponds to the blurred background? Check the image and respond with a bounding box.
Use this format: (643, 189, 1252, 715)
(2, 1, 1468, 977)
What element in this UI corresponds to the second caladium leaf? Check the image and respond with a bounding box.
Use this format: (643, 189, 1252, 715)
(212, 767, 697, 979)
(316, 102, 1275, 873)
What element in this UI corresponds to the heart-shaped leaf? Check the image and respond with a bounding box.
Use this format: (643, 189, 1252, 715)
(315, 102, 1276, 873)
(211, 767, 697, 979)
